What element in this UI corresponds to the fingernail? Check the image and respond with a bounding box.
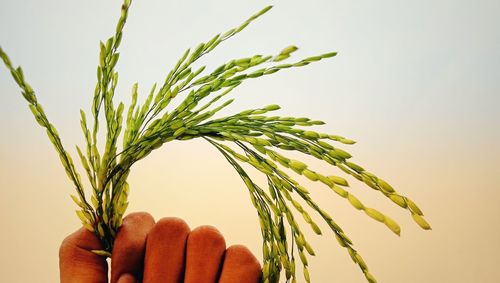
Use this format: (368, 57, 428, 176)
(117, 273, 136, 283)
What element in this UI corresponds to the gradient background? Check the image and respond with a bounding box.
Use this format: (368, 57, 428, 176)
(1, 0, 499, 282)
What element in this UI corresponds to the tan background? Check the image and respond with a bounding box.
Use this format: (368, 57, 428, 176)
(1, 0, 499, 282)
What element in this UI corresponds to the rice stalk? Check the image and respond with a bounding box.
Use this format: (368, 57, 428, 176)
(0, 0, 430, 281)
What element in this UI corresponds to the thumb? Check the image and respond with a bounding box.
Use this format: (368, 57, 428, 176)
(59, 227, 108, 283)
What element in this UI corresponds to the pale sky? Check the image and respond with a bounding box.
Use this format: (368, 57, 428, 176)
(1, 0, 499, 282)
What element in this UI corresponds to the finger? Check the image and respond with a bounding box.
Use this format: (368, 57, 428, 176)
(143, 217, 191, 283)
(184, 226, 226, 283)
(111, 212, 155, 283)
(59, 227, 108, 283)
(218, 245, 262, 283)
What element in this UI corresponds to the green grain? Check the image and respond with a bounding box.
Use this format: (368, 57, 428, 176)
(0, 1, 431, 281)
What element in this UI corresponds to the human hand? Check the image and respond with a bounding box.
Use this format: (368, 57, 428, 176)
(59, 212, 261, 283)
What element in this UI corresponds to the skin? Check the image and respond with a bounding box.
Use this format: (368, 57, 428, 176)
(59, 212, 262, 283)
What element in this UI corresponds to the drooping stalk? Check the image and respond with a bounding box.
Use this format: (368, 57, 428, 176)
(1, 0, 430, 282)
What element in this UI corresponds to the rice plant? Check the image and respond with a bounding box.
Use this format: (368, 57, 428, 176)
(0, 1, 430, 282)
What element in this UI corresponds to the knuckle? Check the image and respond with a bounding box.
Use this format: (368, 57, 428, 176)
(149, 217, 190, 238)
(122, 212, 155, 227)
(59, 229, 83, 257)
(191, 225, 222, 238)
(59, 237, 73, 258)
(189, 225, 226, 247)
(226, 245, 261, 269)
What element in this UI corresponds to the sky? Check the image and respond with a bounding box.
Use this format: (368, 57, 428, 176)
(0, 0, 499, 282)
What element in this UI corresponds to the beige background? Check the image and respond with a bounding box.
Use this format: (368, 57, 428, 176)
(1, 0, 499, 282)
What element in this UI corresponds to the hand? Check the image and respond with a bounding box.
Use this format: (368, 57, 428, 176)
(59, 212, 261, 283)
